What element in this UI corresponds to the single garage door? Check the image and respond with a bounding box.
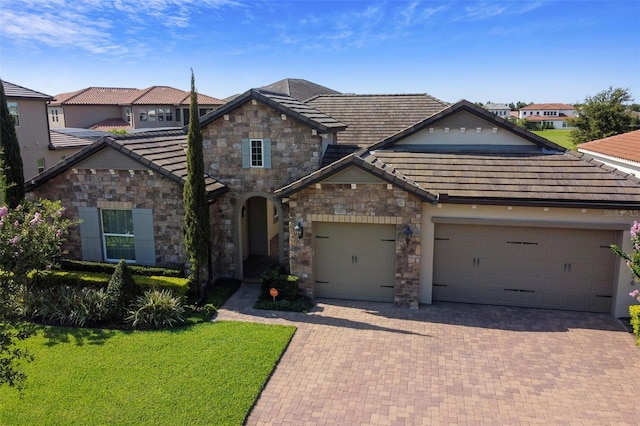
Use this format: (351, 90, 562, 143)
(315, 222, 396, 302)
(433, 223, 618, 312)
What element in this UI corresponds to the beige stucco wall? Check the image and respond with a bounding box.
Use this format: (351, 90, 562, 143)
(56, 105, 122, 128)
(11, 98, 51, 180)
(420, 202, 639, 317)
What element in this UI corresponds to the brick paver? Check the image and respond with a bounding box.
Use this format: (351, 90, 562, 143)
(216, 283, 640, 425)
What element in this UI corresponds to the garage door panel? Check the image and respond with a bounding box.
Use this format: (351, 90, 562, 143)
(315, 223, 395, 302)
(433, 224, 618, 313)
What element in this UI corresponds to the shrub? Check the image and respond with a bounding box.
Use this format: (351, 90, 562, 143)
(630, 305, 640, 345)
(59, 259, 184, 277)
(105, 260, 141, 318)
(260, 265, 298, 300)
(126, 290, 185, 329)
(23, 286, 108, 327)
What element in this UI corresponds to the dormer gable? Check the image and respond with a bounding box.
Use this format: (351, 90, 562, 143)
(369, 100, 565, 154)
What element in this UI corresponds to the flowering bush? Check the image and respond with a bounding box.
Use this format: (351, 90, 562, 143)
(0, 199, 74, 284)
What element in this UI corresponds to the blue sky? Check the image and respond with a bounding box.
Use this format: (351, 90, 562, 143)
(1, 0, 638, 105)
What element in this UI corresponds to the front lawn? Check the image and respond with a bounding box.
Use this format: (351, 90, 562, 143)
(532, 129, 576, 150)
(0, 322, 296, 425)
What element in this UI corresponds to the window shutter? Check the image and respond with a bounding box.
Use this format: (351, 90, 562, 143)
(242, 138, 250, 168)
(263, 138, 272, 169)
(132, 209, 156, 266)
(77, 207, 102, 261)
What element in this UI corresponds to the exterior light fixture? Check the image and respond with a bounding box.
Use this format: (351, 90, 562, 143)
(403, 224, 413, 244)
(294, 222, 304, 239)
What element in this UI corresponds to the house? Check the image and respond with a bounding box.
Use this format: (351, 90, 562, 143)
(485, 103, 511, 118)
(577, 130, 640, 177)
(48, 86, 224, 131)
(1, 80, 63, 180)
(26, 86, 640, 319)
(518, 103, 576, 129)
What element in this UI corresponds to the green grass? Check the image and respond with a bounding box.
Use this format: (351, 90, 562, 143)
(0, 322, 296, 425)
(532, 129, 576, 150)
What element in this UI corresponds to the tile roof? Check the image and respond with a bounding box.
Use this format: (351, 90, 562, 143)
(52, 87, 138, 105)
(305, 94, 450, 147)
(199, 89, 347, 133)
(51, 86, 223, 106)
(373, 150, 640, 206)
(259, 78, 341, 101)
(277, 148, 640, 208)
(123, 86, 224, 106)
(321, 144, 361, 167)
(520, 103, 574, 110)
(2, 80, 52, 99)
(89, 118, 132, 131)
(578, 129, 640, 164)
(27, 130, 227, 199)
(49, 128, 109, 149)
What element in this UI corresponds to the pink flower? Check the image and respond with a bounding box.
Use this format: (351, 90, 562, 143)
(631, 221, 640, 238)
(0, 206, 7, 218)
(13, 220, 19, 226)
(55, 229, 63, 238)
(29, 212, 42, 226)
(9, 236, 20, 245)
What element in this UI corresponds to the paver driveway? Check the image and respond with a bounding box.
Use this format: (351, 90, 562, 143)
(216, 283, 640, 425)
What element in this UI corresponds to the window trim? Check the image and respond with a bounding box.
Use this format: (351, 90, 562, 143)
(250, 139, 264, 168)
(7, 101, 19, 126)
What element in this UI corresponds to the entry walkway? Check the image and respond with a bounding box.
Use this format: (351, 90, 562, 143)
(216, 282, 640, 425)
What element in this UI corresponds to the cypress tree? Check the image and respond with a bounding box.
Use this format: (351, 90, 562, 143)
(183, 70, 211, 297)
(0, 80, 25, 207)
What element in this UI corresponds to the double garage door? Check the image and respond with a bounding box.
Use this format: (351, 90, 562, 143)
(314, 223, 396, 302)
(433, 223, 618, 312)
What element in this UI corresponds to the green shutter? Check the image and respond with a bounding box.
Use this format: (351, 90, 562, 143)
(132, 209, 156, 266)
(263, 138, 272, 169)
(242, 138, 250, 168)
(78, 207, 102, 261)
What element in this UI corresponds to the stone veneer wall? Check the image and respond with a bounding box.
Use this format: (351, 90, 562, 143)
(201, 101, 324, 277)
(288, 183, 423, 307)
(29, 168, 188, 268)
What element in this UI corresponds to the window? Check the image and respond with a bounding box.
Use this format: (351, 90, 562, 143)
(139, 108, 172, 122)
(78, 207, 155, 265)
(250, 139, 263, 167)
(199, 108, 213, 117)
(175, 108, 181, 122)
(7, 102, 19, 126)
(242, 138, 271, 169)
(37, 158, 46, 173)
(125, 108, 131, 123)
(51, 109, 59, 122)
(101, 209, 136, 261)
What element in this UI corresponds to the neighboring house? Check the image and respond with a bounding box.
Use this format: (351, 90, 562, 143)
(27, 86, 640, 319)
(518, 103, 576, 129)
(2, 80, 57, 180)
(578, 130, 640, 177)
(485, 103, 511, 118)
(48, 86, 224, 131)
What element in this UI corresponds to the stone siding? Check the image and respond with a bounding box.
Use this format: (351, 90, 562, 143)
(29, 168, 187, 268)
(201, 101, 323, 276)
(288, 183, 423, 307)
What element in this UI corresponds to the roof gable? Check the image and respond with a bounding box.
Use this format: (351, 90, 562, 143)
(369, 100, 564, 152)
(27, 130, 227, 199)
(198, 89, 347, 133)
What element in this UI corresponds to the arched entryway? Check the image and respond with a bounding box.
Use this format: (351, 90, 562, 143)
(235, 192, 285, 281)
